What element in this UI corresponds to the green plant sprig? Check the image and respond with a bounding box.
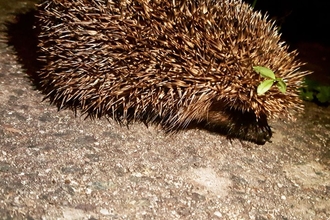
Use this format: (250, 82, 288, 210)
(251, 0, 258, 8)
(253, 66, 287, 95)
(300, 79, 330, 104)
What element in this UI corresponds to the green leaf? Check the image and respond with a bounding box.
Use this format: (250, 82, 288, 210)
(301, 91, 314, 101)
(251, 0, 257, 8)
(276, 79, 287, 93)
(253, 66, 276, 79)
(257, 79, 274, 95)
(303, 79, 319, 89)
(316, 86, 330, 103)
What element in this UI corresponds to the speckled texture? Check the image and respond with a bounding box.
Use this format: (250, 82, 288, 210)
(1, 1, 330, 220)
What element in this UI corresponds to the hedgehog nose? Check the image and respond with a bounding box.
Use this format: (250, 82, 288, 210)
(255, 127, 272, 145)
(256, 137, 268, 145)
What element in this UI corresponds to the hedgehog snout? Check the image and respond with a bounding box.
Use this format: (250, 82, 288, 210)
(205, 107, 272, 145)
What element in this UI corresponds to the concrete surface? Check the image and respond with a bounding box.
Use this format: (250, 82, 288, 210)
(0, 1, 330, 219)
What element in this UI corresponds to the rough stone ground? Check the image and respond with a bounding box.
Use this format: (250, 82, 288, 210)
(0, 1, 330, 219)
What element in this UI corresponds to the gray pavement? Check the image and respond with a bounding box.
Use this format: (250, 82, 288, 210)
(0, 1, 330, 219)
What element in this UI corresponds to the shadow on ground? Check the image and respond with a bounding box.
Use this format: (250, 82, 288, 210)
(0, 1, 330, 219)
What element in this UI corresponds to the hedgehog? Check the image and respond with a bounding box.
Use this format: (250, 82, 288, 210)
(35, 0, 309, 144)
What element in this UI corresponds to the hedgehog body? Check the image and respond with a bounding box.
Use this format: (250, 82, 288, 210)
(35, 0, 309, 144)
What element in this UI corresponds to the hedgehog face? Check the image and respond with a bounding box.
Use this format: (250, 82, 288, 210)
(206, 105, 272, 145)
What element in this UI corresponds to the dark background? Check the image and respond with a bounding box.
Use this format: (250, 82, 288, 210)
(244, 0, 330, 45)
(243, 0, 330, 84)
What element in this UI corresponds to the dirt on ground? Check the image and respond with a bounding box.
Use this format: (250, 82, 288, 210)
(0, 1, 330, 220)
